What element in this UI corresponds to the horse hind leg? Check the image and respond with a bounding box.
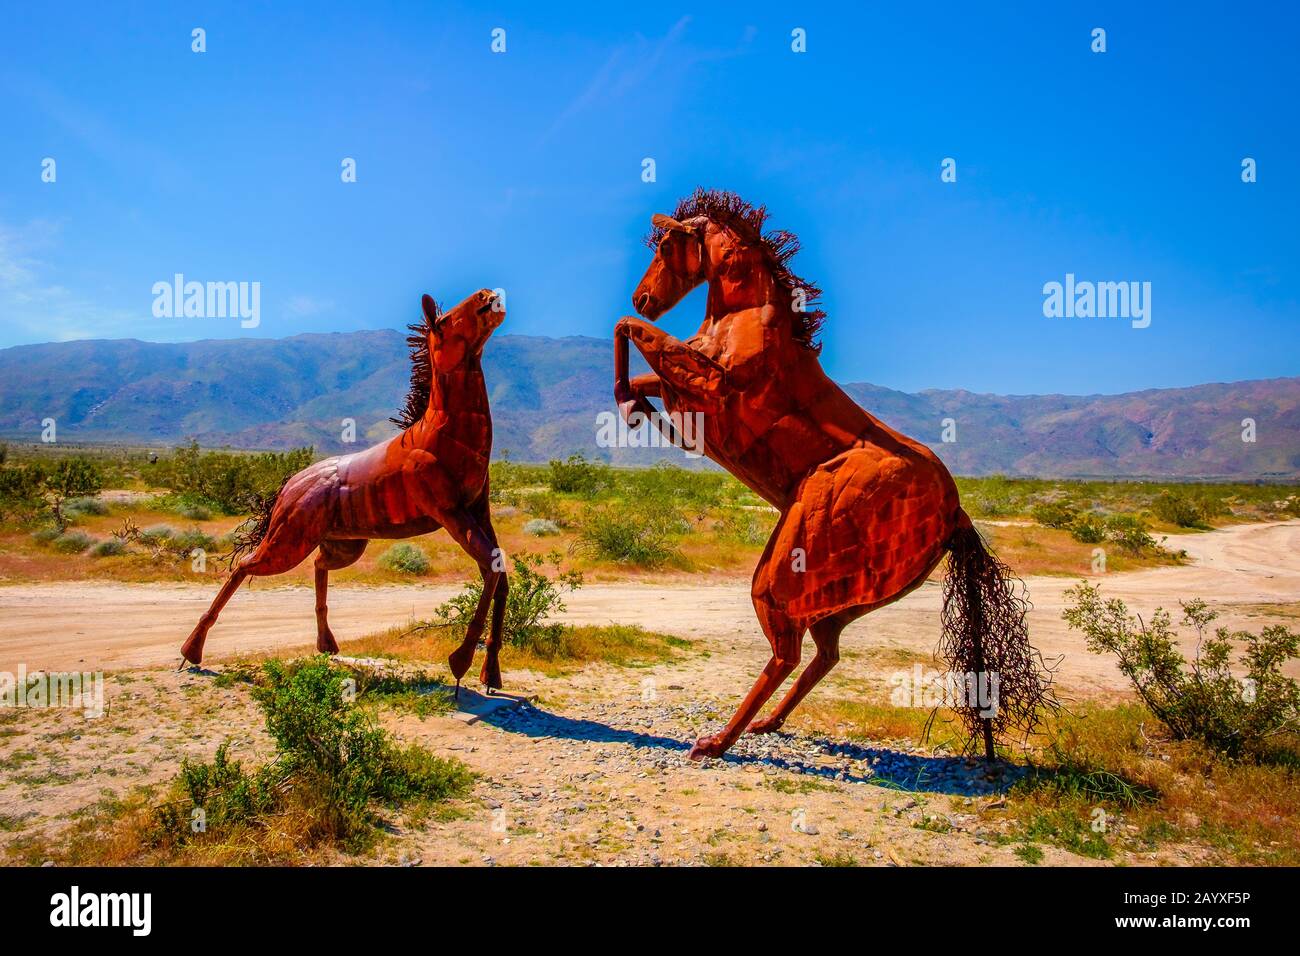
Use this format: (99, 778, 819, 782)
(180, 565, 252, 666)
(748, 610, 857, 735)
(180, 523, 319, 666)
(314, 540, 368, 654)
(690, 603, 803, 760)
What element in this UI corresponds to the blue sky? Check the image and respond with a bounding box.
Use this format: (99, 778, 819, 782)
(1, 1, 1296, 394)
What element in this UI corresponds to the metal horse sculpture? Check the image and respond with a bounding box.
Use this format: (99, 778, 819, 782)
(182, 289, 508, 693)
(615, 189, 1053, 760)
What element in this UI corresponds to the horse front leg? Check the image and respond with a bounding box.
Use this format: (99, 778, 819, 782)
(615, 316, 722, 449)
(438, 508, 507, 695)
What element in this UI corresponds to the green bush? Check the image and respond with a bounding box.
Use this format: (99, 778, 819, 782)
(0, 464, 48, 523)
(523, 518, 561, 537)
(142, 524, 176, 541)
(155, 657, 472, 853)
(434, 552, 582, 656)
(64, 496, 109, 518)
(547, 453, 607, 497)
(715, 508, 773, 546)
(51, 531, 94, 553)
(377, 543, 430, 575)
(1104, 514, 1156, 555)
(156, 440, 312, 515)
(1151, 491, 1209, 529)
(577, 502, 681, 566)
(1031, 500, 1080, 530)
(1069, 515, 1106, 544)
(1064, 582, 1300, 760)
(30, 526, 61, 544)
(90, 538, 127, 558)
(171, 526, 217, 553)
(177, 502, 212, 521)
(43, 457, 104, 529)
(520, 491, 566, 525)
(617, 462, 727, 513)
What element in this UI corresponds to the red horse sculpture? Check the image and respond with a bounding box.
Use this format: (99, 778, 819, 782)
(182, 289, 508, 692)
(615, 189, 1052, 760)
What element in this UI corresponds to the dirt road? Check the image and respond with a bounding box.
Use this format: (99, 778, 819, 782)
(2, 520, 1297, 692)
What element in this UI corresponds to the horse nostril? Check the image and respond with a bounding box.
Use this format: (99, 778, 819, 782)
(636, 293, 651, 314)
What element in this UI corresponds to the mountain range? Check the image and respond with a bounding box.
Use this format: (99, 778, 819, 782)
(1, 331, 1296, 479)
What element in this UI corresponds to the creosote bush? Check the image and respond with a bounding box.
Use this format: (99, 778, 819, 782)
(377, 542, 430, 575)
(1063, 582, 1300, 760)
(547, 452, 608, 497)
(51, 530, 94, 554)
(577, 502, 682, 566)
(153, 657, 471, 857)
(432, 551, 582, 657)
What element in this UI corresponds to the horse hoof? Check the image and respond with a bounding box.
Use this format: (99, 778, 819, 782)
(747, 717, 782, 735)
(316, 632, 339, 655)
(688, 735, 725, 761)
(447, 643, 476, 682)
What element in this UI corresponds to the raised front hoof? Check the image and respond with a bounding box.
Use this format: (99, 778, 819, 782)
(447, 642, 477, 683)
(316, 630, 340, 655)
(688, 734, 727, 761)
(746, 716, 783, 736)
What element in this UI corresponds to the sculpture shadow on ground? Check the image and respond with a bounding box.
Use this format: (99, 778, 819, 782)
(478, 701, 1024, 796)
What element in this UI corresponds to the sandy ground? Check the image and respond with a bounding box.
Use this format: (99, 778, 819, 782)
(1, 520, 1297, 867)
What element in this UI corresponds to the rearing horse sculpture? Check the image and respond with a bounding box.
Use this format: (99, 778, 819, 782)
(615, 189, 1053, 760)
(182, 289, 509, 693)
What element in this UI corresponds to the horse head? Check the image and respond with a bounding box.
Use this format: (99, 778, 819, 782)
(425, 288, 504, 370)
(632, 213, 707, 320)
(633, 190, 824, 351)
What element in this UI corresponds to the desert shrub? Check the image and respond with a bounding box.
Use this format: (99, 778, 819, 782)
(1063, 582, 1300, 760)
(30, 526, 61, 544)
(177, 502, 212, 521)
(1150, 491, 1208, 529)
(547, 453, 607, 497)
(377, 543, 430, 575)
(1068, 515, 1107, 544)
(142, 523, 176, 541)
(523, 518, 561, 537)
(1030, 501, 1079, 530)
(45, 457, 104, 529)
(171, 526, 217, 553)
(715, 508, 773, 546)
(154, 657, 471, 854)
(90, 538, 127, 558)
(51, 531, 93, 554)
(0, 464, 48, 523)
(433, 551, 582, 657)
(617, 463, 727, 513)
(157, 440, 312, 515)
(1104, 514, 1156, 555)
(487, 454, 522, 504)
(577, 502, 682, 566)
(64, 496, 109, 518)
(520, 490, 567, 525)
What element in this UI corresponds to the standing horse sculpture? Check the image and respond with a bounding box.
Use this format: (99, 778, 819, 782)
(182, 289, 508, 694)
(615, 189, 1054, 760)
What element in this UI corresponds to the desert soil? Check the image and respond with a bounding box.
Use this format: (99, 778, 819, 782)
(1, 520, 1297, 866)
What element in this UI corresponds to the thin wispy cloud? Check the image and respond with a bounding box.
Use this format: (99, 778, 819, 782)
(541, 16, 694, 144)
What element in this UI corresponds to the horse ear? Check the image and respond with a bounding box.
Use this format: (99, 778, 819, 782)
(421, 294, 440, 327)
(652, 213, 694, 235)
